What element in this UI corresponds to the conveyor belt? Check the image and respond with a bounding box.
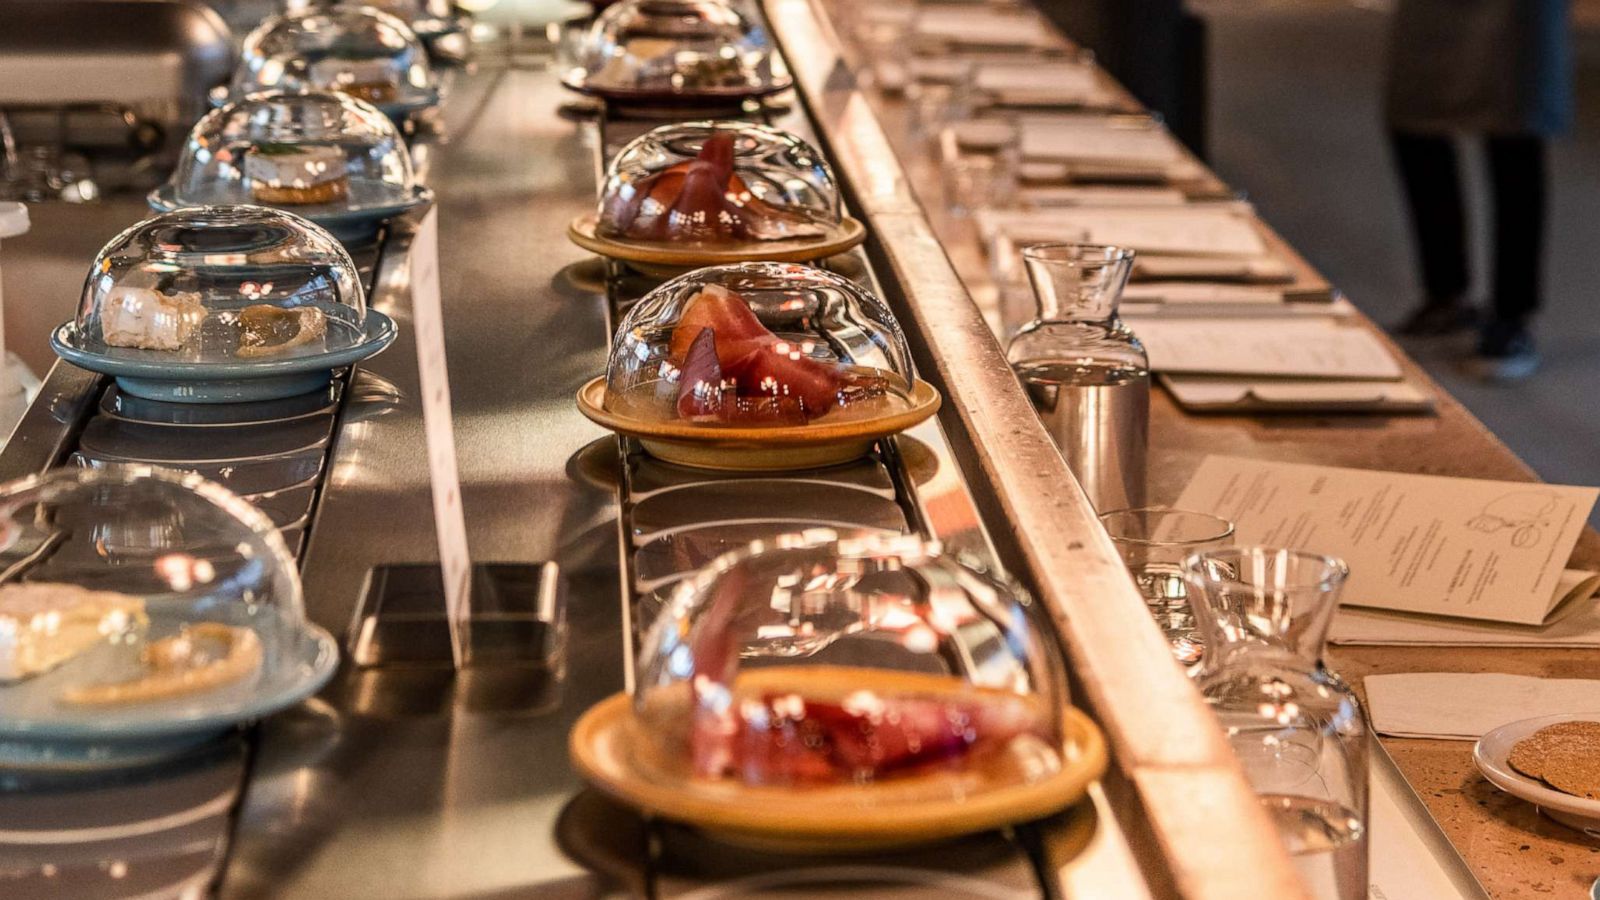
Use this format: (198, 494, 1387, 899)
(55, 243, 388, 560)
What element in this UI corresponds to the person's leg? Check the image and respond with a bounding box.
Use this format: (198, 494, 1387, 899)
(1486, 135, 1547, 323)
(1390, 130, 1474, 334)
(1470, 134, 1547, 380)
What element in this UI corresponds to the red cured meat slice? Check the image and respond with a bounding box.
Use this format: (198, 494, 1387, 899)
(693, 689, 1043, 784)
(604, 132, 825, 243)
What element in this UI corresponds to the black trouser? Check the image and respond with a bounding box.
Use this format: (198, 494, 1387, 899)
(1390, 131, 1547, 324)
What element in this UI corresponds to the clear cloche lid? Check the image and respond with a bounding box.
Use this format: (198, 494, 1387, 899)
(163, 90, 416, 215)
(564, 0, 790, 100)
(234, 6, 435, 107)
(64, 205, 366, 363)
(634, 530, 1067, 794)
(603, 262, 915, 428)
(0, 465, 335, 740)
(598, 122, 839, 244)
(286, 0, 459, 36)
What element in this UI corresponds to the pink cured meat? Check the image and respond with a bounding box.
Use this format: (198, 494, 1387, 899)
(604, 132, 826, 243)
(692, 688, 1043, 784)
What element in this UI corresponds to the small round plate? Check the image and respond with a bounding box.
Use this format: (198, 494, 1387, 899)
(150, 184, 432, 242)
(0, 618, 339, 770)
(575, 375, 941, 470)
(560, 71, 793, 108)
(1474, 713, 1600, 836)
(568, 214, 867, 277)
(570, 691, 1106, 853)
(51, 310, 397, 404)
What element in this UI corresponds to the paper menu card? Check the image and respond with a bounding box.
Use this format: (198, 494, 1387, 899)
(978, 207, 1267, 257)
(912, 7, 1059, 49)
(975, 63, 1107, 107)
(1019, 118, 1182, 166)
(1131, 319, 1403, 379)
(1159, 374, 1434, 414)
(1174, 456, 1600, 625)
(1332, 570, 1600, 646)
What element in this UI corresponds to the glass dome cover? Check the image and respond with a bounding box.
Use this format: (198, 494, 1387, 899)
(159, 90, 419, 216)
(0, 465, 337, 743)
(63, 205, 366, 364)
(286, 0, 461, 37)
(234, 6, 436, 108)
(564, 0, 791, 100)
(603, 262, 914, 428)
(598, 121, 840, 245)
(635, 530, 1068, 795)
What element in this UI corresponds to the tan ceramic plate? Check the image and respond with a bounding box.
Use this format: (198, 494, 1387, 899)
(569, 686, 1107, 854)
(575, 375, 940, 470)
(567, 214, 867, 276)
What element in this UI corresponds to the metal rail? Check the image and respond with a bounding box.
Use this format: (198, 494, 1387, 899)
(763, 0, 1311, 896)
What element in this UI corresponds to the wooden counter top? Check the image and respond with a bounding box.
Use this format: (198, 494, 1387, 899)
(824, 8, 1600, 894)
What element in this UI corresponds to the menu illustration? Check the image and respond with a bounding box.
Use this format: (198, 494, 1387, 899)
(1174, 456, 1599, 624)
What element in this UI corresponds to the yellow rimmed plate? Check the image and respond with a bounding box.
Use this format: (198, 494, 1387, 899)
(569, 688, 1108, 854)
(567, 214, 868, 278)
(575, 375, 940, 471)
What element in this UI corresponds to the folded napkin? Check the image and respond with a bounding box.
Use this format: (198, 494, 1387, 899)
(1364, 673, 1600, 740)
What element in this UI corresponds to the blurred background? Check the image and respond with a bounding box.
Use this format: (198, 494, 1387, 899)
(1200, 0, 1600, 487)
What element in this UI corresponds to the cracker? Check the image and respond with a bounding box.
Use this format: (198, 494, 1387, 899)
(1542, 753, 1600, 800)
(1506, 721, 1600, 799)
(1508, 736, 1549, 779)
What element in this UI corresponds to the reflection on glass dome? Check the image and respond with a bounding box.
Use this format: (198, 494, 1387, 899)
(287, 0, 457, 35)
(163, 90, 415, 215)
(603, 262, 914, 427)
(235, 6, 435, 107)
(565, 0, 789, 100)
(635, 530, 1065, 792)
(599, 122, 839, 244)
(0, 466, 315, 723)
(68, 206, 365, 363)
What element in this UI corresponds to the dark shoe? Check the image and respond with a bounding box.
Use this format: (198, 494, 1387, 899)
(1396, 300, 1477, 336)
(1469, 319, 1540, 382)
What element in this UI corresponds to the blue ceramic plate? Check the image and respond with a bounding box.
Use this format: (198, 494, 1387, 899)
(51, 309, 397, 404)
(149, 183, 432, 242)
(0, 612, 339, 769)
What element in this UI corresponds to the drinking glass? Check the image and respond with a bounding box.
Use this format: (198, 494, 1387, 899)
(941, 150, 1017, 218)
(1183, 547, 1368, 900)
(1099, 507, 1233, 665)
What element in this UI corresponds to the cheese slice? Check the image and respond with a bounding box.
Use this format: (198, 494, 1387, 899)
(0, 583, 148, 682)
(100, 286, 206, 351)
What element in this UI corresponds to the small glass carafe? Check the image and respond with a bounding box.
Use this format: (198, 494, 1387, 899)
(1183, 547, 1368, 900)
(1006, 243, 1149, 512)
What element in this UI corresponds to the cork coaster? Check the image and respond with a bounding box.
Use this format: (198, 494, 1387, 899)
(1507, 721, 1600, 798)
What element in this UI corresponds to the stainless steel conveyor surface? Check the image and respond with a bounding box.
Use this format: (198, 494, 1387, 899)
(0, 1, 1309, 891)
(0, 47, 1149, 900)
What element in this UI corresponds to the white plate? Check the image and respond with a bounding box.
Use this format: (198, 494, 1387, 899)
(1473, 713, 1600, 835)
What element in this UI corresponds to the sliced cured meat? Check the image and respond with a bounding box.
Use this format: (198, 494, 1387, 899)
(664, 285, 889, 424)
(675, 326, 727, 420)
(602, 132, 827, 243)
(722, 339, 843, 413)
(693, 686, 1045, 784)
(667, 285, 770, 363)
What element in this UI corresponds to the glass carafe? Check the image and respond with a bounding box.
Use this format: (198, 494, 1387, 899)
(1007, 243, 1148, 512)
(1183, 547, 1368, 900)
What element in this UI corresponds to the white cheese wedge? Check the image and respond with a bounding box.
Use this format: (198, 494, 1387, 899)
(310, 57, 397, 89)
(0, 583, 148, 682)
(244, 144, 348, 190)
(100, 286, 206, 351)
